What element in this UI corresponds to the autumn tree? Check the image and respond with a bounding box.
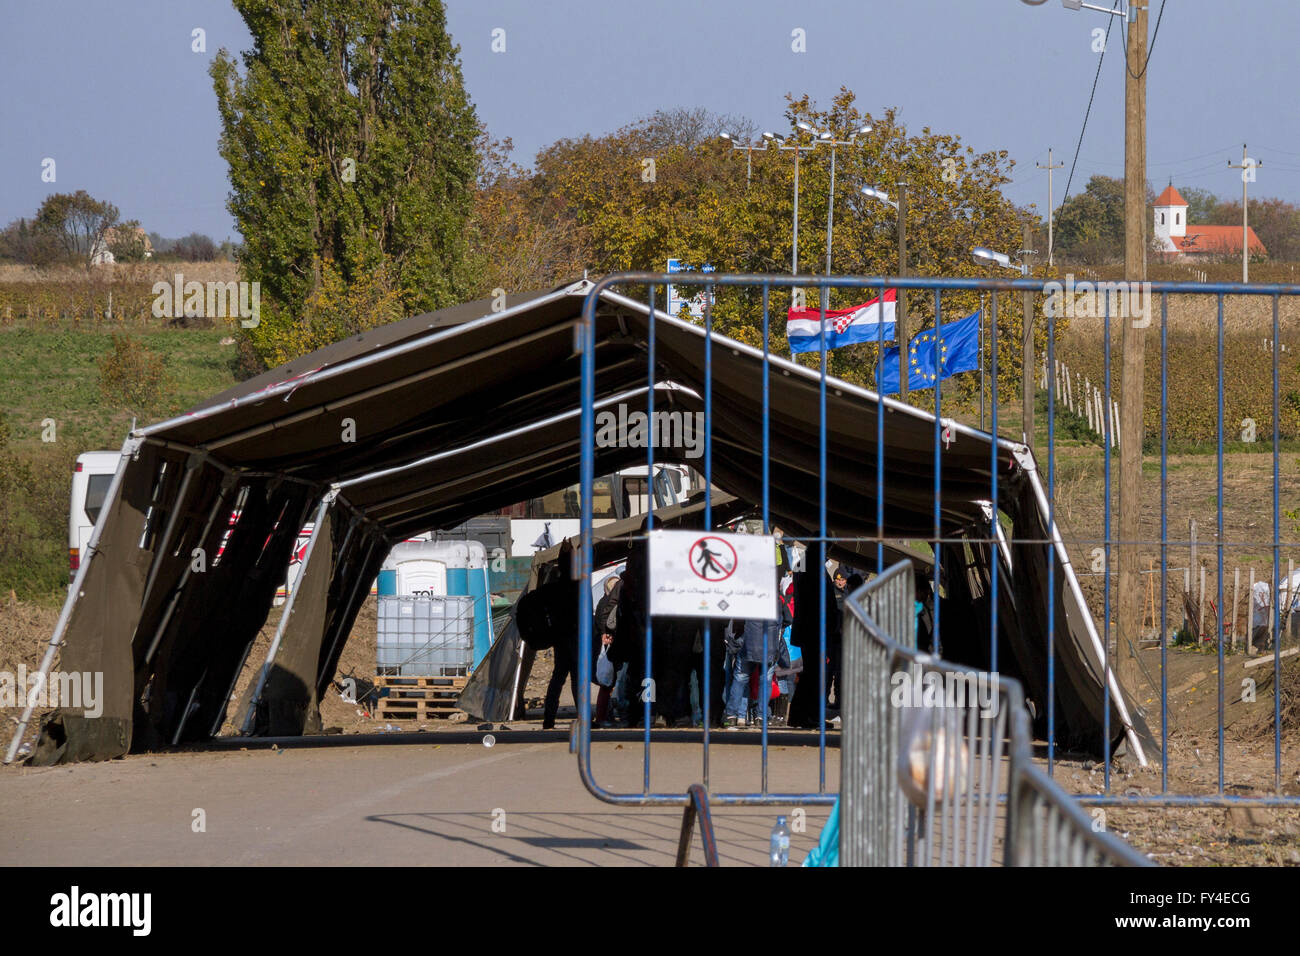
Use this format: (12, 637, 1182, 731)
(34, 190, 119, 268)
(211, 0, 479, 364)
(500, 91, 1030, 405)
(1206, 196, 1300, 261)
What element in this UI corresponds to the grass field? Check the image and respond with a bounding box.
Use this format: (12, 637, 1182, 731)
(0, 321, 240, 601)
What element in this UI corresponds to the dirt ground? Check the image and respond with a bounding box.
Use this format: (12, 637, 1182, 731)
(5, 497, 1300, 864)
(1050, 645, 1300, 865)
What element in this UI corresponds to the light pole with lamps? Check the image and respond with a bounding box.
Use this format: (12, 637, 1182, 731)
(862, 183, 910, 401)
(718, 132, 769, 187)
(795, 121, 872, 275)
(764, 131, 819, 275)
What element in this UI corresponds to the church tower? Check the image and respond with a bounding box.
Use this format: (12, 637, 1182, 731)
(1153, 183, 1188, 241)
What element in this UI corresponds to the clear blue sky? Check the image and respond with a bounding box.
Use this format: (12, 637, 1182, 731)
(2, 0, 1297, 240)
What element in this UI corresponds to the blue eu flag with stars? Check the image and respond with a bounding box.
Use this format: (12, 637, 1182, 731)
(877, 309, 981, 395)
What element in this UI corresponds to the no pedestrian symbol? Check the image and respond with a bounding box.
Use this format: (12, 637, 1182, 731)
(690, 536, 736, 581)
(648, 529, 778, 620)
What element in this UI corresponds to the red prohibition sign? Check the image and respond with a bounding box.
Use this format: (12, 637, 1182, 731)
(690, 536, 737, 581)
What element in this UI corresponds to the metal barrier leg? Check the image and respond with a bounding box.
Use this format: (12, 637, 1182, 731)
(676, 783, 720, 867)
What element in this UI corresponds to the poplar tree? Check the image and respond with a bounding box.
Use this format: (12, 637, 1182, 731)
(211, 0, 479, 362)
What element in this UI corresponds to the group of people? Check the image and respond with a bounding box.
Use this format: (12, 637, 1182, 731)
(528, 537, 865, 730)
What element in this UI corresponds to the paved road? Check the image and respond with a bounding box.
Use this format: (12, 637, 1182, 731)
(0, 734, 838, 866)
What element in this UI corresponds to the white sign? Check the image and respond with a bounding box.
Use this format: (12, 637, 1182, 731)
(648, 529, 778, 620)
(666, 258, 715, 321)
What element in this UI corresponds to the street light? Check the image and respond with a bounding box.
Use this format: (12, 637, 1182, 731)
(863, 182, 911, 400)
(797, 123, 872, 277)
(764, 131, 819, 275)
(973, 240, 1037, 447)
(1060, 0, 1133, 18)
(719, 132, 769, 186)
(970, 246, 1028, 431)
(971, 246, 1027, 275)
(861, 185, 898, 210)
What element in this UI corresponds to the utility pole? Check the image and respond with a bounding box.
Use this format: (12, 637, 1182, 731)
(1117, 0, 1148, 695)
(1228, 144, 1260, 282)
(1021, 222, 1036, 448)
(1038, 148, 1064, 269)
(897, 181, 909, 402)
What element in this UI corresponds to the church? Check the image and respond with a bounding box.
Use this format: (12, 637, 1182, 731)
(1152, 184, 1267, 260)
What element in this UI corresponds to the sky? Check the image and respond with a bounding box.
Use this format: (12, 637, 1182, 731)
(2, 0, 1298, 241)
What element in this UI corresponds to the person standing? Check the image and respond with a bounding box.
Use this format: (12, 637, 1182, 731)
(542, 542, 581, 729)
(592, 575, 621, 726)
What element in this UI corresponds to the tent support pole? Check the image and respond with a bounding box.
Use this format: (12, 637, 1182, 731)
(314, 534, 384, 699)
(1020, 451, 1148, 767)
(3, 437, 139, 764)
(203, 325, 573, 453)
(136, 452, 205, 622)
(238, 489, 340, 735)
(143, 473, 239, 665)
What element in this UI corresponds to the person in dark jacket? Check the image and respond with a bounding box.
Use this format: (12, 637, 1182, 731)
(592, 575, 621, 726)
(787, 566, 842, 729)
(542, 541, 581, 729)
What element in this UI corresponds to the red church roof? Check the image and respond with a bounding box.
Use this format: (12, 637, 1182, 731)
(1174, 225, 1267, 257)
(1154, 184, 1187, 207)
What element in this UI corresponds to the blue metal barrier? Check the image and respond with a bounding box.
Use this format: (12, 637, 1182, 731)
(575, 271, 1300, 817)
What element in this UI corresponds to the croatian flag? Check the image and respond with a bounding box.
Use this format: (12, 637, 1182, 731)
(786, 290, 897, 354)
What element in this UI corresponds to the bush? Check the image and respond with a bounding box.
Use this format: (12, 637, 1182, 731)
(97, 334, 172, 415)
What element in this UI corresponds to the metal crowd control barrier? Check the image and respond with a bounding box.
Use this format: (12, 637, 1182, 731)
(573, 271, 1300, 833)
(842, 560, 1149, 866)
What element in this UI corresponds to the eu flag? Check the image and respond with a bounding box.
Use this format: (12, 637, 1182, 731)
(877, 309, 981, 395)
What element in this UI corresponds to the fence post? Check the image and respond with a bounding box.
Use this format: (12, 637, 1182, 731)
(1232, 566, 1240, 650)
(1248, 567, 1256, 654)
(1287, 558, 1295, 641)
(1198, 565, 1206, 639)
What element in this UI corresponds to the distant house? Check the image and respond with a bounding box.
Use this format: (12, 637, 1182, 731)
(90, 226, 154, 266)
(1152, 185, 1266, 260)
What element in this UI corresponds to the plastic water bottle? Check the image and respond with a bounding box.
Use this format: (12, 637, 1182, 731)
(769, 815, 791, 867)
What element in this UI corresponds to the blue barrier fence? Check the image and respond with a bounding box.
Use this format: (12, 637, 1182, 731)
(574, 271, 1300, 815)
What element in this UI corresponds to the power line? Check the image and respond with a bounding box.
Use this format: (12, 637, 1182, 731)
(1052, 1, 1118, 258)
(1079, 144, 1241, 169)
(1125, 0, 1167, 80)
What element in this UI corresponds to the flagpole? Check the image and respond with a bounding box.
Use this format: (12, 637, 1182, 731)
(977, 290, 982, 429)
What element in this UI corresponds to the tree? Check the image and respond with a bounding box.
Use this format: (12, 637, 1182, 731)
(33, 190, 119, 268)
(211, 0, 480, 363)
(108, 219, 149, 262)
(1207, 196, 1300, 261)
(1177, 185, 1220, 224)
(1053, 176, 1125, 264)
(0, 217, 62, 266)
(172, 233, 218, 262)
(501, 90, 1029, 403)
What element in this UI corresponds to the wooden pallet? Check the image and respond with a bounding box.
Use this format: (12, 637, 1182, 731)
(374, 675, 467, 720)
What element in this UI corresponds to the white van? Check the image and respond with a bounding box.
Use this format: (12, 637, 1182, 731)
(68, 450, 121, 583)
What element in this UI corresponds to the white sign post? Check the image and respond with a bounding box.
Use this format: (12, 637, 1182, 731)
(648, 529, 778, 620)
